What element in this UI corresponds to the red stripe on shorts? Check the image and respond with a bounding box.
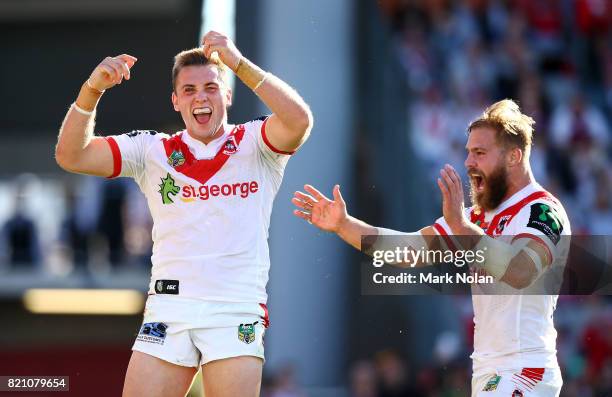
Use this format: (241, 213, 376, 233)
(259, 303, 270, 328)
(521, 368, 545, 381)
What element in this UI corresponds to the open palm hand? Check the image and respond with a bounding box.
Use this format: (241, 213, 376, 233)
(292, 184, 347, 233)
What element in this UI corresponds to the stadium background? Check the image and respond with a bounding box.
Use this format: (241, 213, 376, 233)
(0, 0, 611, 395)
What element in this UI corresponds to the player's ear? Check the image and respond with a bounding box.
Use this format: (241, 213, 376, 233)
(225, 86, 232, 107)
(508, 147, 522, 167)
(171, 91, 179, 112)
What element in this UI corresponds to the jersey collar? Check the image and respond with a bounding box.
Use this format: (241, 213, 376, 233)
(479, 181, 542, 219)
(182, 126, 233, 159)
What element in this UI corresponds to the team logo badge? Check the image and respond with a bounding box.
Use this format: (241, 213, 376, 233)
(222, 136, 239, 155)
(512, 389, 524, 397)
(494, 215, 512, 235)
(482, 375, 501, 391)
(158, 173, 180, 204)
(167, 150, 186, 167)
(238, 321, 258, 344)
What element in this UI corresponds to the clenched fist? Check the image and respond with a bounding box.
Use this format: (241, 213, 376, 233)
(87, 54, 138, 92)
(201, 31, 242, 72)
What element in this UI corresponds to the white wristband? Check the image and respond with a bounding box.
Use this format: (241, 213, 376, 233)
(375, 228, 428, 251)
(72, 102, 94, 116)
(474, 235, 518, 280)
(372, 228, 428, 267)
(523, 245, 544, 274)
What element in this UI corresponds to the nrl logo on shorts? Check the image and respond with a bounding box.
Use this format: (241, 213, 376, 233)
(482, 375, 501, 391)
(238, 321, 258, 344)
(222, 136, 239, 155)
(167, 150, 185, 167)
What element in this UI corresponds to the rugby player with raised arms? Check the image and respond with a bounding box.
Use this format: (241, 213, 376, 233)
(293, 100, 570, 397)
(55, 31, 312, 397)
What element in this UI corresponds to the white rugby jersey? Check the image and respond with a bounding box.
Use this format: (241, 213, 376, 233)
(433, 182, 571, 376)
(105, 117, 293, 303)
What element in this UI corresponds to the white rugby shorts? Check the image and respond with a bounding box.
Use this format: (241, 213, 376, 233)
(472, 367, 562, 397)
(132, 295, 269, 367)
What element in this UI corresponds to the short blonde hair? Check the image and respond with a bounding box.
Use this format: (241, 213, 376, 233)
(468, 99, 535, 158)
(172, 47, 228, 91)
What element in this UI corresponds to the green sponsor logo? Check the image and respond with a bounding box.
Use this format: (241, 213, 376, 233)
(537, 204, 561, 231)
(158, 173, 180, 204)
(528, 203, 563, 244)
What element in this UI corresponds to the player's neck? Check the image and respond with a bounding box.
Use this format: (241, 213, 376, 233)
(190, 123, 228, 145)
(500, 166, 535, 204)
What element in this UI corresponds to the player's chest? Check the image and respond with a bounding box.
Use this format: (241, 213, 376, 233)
(470, 208, 518, 238)
(144, 137, 261, 206)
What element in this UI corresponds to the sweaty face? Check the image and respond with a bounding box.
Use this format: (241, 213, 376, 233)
(172, 64, 231, 144)
(465, 128, 510, 211)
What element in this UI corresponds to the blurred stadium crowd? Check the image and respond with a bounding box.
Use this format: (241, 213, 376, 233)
(1, 0, 611, 396)
(0, 175, 151, 275)
(384, 0, 612, 235)
(339, 1, 612, 396)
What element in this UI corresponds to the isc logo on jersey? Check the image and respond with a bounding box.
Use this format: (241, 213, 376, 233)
(158, 173, 259, 205)
(155, 279, 179, 294)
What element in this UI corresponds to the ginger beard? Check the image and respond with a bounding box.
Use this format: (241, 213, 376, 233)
(468, 158, 509, 211)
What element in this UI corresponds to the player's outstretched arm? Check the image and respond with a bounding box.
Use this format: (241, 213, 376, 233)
(202, 31, 312, 153)
(293, 185, 439, 267)
(292, 184, 373, 250)
(292, 185, 437, 267)
(55, 54, 137, 177)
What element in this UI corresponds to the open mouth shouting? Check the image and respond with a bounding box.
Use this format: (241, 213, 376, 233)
(193, 107, 212, 125)
(469, 171, 485, 193)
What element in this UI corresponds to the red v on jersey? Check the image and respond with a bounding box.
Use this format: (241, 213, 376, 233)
(162, 125, 246, 185)
(469, 191, 557, 236)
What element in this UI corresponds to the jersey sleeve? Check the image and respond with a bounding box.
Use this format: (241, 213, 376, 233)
(431, 209, 472, 251)
(105, 130, 159, 183)
(431, 216, 460, 251)
(507, 199, 568, 265)
(246, 116, 293, 172)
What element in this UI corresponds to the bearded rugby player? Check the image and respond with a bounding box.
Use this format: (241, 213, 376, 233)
(293, 100, 569, 397)
(56, 31, 312, 397)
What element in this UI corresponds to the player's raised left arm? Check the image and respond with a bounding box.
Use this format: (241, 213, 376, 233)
(202, 31, 313, 152)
